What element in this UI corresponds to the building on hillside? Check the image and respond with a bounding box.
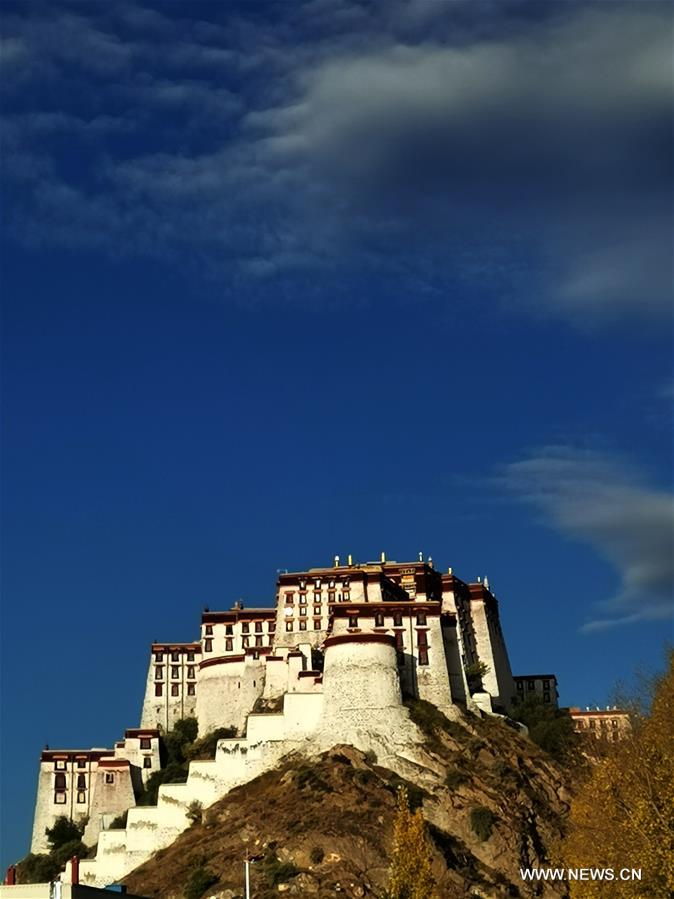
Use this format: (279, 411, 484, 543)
(139, 642, 202, 732)
(30, 730, 160, 854)
(29, 552, 556, 873)
(568, 707, 631, 741)
(513, 674, 559, 708)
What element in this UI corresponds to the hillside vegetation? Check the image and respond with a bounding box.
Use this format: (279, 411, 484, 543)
(124, 702, 574, 899)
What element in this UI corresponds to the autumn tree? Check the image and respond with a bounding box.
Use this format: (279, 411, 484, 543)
(558, 649, 674, 898)
(384, 786, 435, 899)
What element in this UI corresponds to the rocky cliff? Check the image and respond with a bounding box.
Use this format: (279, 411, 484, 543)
(123, 703, 573, 899)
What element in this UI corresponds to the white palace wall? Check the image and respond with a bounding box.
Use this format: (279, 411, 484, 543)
(73, 634, 425, 888)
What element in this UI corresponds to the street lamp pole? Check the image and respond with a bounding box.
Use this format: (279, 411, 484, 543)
(244, 853, 250, 899)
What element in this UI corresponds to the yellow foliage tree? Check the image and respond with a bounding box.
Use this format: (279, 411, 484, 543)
(558, 649, 674, 898)
(385, 786, 435, 899)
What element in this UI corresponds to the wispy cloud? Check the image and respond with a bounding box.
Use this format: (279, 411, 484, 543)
(1, 1, 671, 323)
(500, 447, 674, 632)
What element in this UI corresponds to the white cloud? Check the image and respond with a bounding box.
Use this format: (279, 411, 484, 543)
(501, 447, 674, 632)
(1, 1, 671, 321)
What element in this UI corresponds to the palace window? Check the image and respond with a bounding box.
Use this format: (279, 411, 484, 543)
(225, 624, 233, 635)
(105, 773, 115, 784)
(204, 639, 213, 652)
(374, 613, 385, 627)
(255, 635, 263, 647)
(77, 792, 86, 804)
(155, 666, 164, 679)
(314, 618, 321, 630)
(187, 683, 196, 696)
(171, 684, 179, 696)
(328, 591, 335, 602)
(187, 651, 195, 661)
(285, 622, 293, 632)
(418, 648, 429, 666)
(300, 594, 307, 604)
(54, 792, 66, 804)
(416, 613, 426, 626)
(242, 622, 250, 633)
(314, 578, 321, 589)
(314, 605, 321, 615)
(348, 615, 359, 628)
(143, 757, 152, 769)
(54, 773, 67, 790)
(225, 638, 233, 651)
(242, 636, 250, 648)
(155, 683, 163, 697)
(77, 759, 86, 769)
(204, 625, 213, 635)
(543, 680, 550, 690)
(543, 692, 550, 703)
(140, 738, 151, 749)
(343, 590, 350, 601)
(171, 666, 179, 679)
(612, 719, 619, 728)
(268, 621, 275, 632)
(171, 652, 180, 662)
(255, 621, 263, 632)
(300, 579, 306, 589)
(299, 620, 307, 630)
(154, 651, 164, 662)
(285, 593, 294, 604)
(527, 681, 534, 691)
(55, 760, 66, 771)
(299, 607, 307, 617)
(393, 614, 403, 627)
(76, 774, 86, 790)
(417, 631, 428, 648)
(516, 681, 524, 691)
(187, 666, 195, 679)
(395, 632, 404, 650)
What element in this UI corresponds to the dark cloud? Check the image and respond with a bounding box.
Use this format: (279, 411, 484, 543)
(1, 1, 671, 323)
(500, 447, 674, 632)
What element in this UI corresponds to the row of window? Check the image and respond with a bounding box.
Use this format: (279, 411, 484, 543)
(155, 665, 196, 679)
(54, 791, 85, 804)
(53, 768, 134, 803)
(581, 718, 622, 729)
(294, 577, 349, 590)
(204, 621, 275, 636)
(517, 679, 552, 691)
(154, 650, 196, 662)
(155, 682, 196, 696)
(285, 619, 322, 632)
(343, 613, 428, 628)
(285, 591, 350, 604)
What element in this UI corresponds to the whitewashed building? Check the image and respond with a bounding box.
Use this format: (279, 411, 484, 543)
(29, 553, 552, 883)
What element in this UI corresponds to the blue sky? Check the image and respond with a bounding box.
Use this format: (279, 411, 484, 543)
(1, 0, 672, 868)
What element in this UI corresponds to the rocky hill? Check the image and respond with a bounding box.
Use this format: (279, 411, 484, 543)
(123, 703, 573, 899)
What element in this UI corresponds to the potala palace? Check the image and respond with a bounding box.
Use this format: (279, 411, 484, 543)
(29, 554, 558, 886)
